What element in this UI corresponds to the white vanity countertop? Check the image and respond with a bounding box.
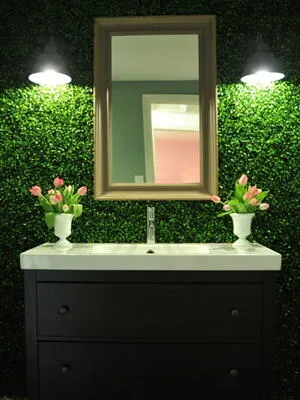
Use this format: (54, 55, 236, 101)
(20, 242, 281, 271)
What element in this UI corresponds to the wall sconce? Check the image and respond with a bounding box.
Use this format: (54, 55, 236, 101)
(241, 35, 284, 85)
(28, 37, 72, 86)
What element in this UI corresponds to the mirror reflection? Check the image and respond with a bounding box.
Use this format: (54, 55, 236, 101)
(111, 35, 200, 184)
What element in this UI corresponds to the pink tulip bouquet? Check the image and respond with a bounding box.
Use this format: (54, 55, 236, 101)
(29, 177, 88, 228)
(210, 174, 270, 217)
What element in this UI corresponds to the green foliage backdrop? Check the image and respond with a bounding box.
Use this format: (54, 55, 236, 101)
(0, 0, 299, 398)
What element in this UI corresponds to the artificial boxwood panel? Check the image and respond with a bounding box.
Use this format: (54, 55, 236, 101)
(1, 82, 299, 399)
(0, 0, 299, 398)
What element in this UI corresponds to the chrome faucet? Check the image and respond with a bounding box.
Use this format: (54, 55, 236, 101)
(147, 206, 155, 244)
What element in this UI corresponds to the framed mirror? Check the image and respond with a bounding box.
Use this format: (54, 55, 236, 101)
(94, 15, 217, 200)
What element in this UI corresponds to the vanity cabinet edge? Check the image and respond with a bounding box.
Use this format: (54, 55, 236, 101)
(24, 270, 39, 400)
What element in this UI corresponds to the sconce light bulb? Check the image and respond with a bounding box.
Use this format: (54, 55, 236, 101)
(241, 69, 285, 85)
(29, 69, 72, 86)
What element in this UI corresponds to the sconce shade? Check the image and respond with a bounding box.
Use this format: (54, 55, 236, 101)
(28, 37, 72, 86)
(241, 39, 284, 85)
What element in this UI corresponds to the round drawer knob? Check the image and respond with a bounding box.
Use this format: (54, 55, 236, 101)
(231, 308, 240, 317)
(229, 368, 239, 377)
(61, 365, 70, 373)
(59, 305, 70, 315)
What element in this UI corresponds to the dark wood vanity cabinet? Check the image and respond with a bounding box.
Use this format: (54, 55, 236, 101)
(24, 269, 277, 400)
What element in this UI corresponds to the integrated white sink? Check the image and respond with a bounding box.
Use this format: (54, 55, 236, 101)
(91, 243, 211, 255)
(20, 242, 281, 271)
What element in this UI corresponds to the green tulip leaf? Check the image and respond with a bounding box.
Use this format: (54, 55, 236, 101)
(72, 204, 83, 219)
(45, 212, 56, 229)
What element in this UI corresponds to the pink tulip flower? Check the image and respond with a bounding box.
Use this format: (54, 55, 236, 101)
(243, 192, 252, 200)
(48, 189, 55, 195)
(62, 204, 69, 212)
(238, 174, 248, 185)
(49, 195, 59, 205)
(210, 195, 221, 203)
(223, 204, 231, 211)
(29, 186, 42, 197)
(249, 185, 261, 197)
(54, 192, 63, 202)
(259, 203, 270, 210)
(243, 185, 261, 200)
(77, 186, 88, 196)
(53, 177, 64, 188)
(249, 198, 259, 206)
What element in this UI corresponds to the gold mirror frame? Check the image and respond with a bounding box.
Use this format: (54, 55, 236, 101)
(94, 15, 218, 200)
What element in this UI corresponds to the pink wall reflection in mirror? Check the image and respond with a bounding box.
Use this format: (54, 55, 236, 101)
(153, 129, 200, 184)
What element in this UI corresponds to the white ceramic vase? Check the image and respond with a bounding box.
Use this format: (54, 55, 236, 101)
(54, 214, 73, 248)
(230, 213, 255, 248)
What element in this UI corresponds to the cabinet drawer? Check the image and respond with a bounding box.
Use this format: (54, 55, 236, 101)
(39, 342, 262, 400)
(37, 283, 263, 341)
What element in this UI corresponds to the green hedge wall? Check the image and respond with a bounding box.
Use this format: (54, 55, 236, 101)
(0, 0, 299, 398)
